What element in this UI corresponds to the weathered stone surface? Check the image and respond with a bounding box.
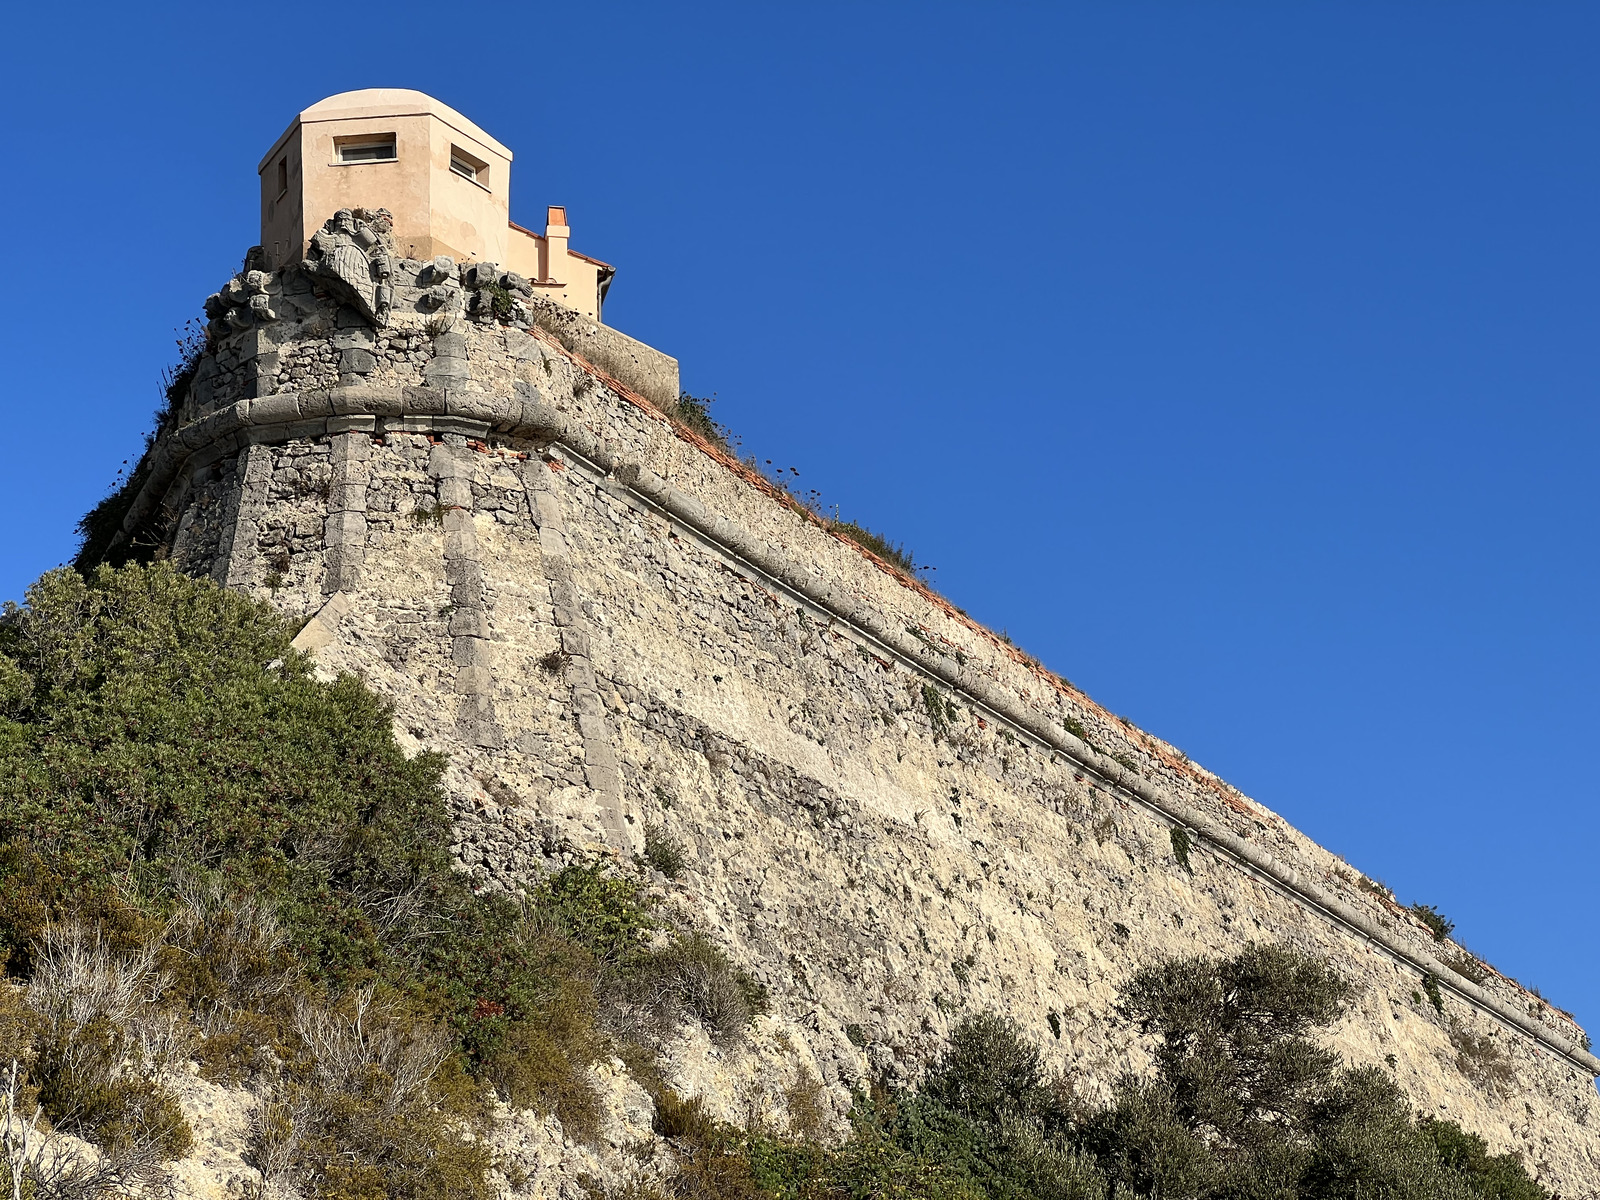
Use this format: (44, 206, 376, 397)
(522, 295, 680, 408)
(302, 208, 395, 326)
(103, 257, 1600, 1199)
(340, 347, 376, 374)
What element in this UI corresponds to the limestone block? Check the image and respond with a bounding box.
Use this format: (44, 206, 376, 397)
(249, 393, 302, 425)
(340, 347, 376, 375)
(424, 355, 470, 385)
(402, 385, 448, 414)
(449, 609, 490, 638)
(453, 637, 492, 667)
(433, 331, 468, 359)
(324, 506, 363, 537)
(330, 482, 367, 512)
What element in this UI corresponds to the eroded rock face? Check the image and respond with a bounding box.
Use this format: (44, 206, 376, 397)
(109, 249, 1600, 1198)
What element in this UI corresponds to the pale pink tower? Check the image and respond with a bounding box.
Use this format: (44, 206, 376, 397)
(257, 88, 613, 321)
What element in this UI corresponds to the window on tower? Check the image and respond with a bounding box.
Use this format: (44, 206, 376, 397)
(335, 135, 397, 164)
(450, 145, 489, 186)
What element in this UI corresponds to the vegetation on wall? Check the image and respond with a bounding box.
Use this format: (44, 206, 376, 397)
(25, 516, 1566, 1197)
(829, 521, 924, 579)
(73, 320, 207, 571)
(659, 392, 932, 584)
(663, 946, 1549, 1200)
(0, 563, 760, 1197)
(1411, 904, 1457, 943)
(666, 391, 733, 449)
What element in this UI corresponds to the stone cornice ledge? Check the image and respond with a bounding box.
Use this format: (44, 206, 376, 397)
(128, 384, 1600, 1076)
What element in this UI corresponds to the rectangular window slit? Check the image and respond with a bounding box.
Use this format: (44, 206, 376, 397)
(336, 136, 397, 164)
(450, 145, 488, 185)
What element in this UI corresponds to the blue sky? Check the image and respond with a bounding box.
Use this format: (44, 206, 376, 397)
(2, 3, 1596, 1031)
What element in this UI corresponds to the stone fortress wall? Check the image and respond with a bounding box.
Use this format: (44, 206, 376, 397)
(104, 212, 1600, 1194)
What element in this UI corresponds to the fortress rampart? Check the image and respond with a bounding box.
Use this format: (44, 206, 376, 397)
(87, 209, 1600, 1193)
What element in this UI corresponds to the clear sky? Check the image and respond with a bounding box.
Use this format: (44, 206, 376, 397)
(2, 4, 1596, 1032)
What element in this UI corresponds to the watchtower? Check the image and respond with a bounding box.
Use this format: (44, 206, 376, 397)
(258, 88, 612, 321)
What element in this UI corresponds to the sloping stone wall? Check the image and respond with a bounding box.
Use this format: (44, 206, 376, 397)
(116, 249, 1600, 1196)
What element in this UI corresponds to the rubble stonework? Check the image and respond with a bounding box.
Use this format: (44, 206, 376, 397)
(102, 236, 1600, 1197)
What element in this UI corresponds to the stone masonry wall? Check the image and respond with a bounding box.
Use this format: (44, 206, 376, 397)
(119, 239, 1600, 1197)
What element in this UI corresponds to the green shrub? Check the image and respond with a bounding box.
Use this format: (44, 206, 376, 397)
(1116, 942, 1350, 1140)
(741, 945, 1550, 1200)
(643, 822, 689, 878)
(621, 934, 768, 1045)
(1411, 904, 1456, 943)
(0, 564, 642, 1190)
(650, 1088, 774, 1200)
(261, 987, 493, 1200)
(479, 281, 517, 322)
(0, 564, 452, 988)
(1423, 1116, 1550, 1200)
(536, 862, 655, 962)
(920, 1012, 1048, 1124)
(32, 1017, 193, 1163)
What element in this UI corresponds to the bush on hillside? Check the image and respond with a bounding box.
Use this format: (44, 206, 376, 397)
(0, 563, 763, 1198)
(0, 563, 450, 984)
(714, 944, 1548, 1200)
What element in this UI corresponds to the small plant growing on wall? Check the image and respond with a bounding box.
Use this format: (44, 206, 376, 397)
(482, 281, 517, 322)
(642, 823, 688, 879)
(1422, 973, 1445, 1014)
(1450, 1022, 1515, 1094)
(1170, 827, 1193, 873)
(1410, 904, 1455, 943)
(1444, 950, 1489, 986)
(831, 520, 923, 579)
(667, 391, 730, 448)
(1357, 876, 1393, 902)
(922, 684, 954, 741)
